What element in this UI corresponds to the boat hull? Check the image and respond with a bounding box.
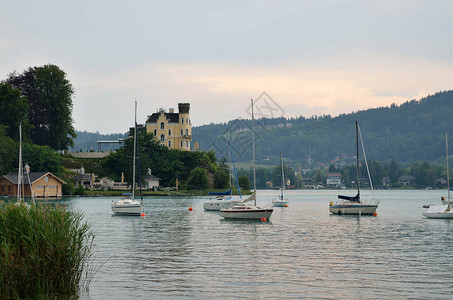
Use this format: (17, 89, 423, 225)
(273, 199, 288, 207)
(423, 212, 453, 219)
(112, 201, 143, 216)
(219, 208, 273, 220)
(203, 198, 239, 211)
(423, 204, 453, 218)
(329, 204, 377, 215)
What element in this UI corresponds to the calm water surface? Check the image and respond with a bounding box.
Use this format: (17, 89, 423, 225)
(59, 190, 453, 299)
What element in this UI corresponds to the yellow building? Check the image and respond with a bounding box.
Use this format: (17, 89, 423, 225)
(145, 103, 192, 150)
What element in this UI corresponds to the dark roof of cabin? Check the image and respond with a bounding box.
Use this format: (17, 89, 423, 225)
(144, 174, 160, 180)
(146, 112, 179, 124)
(2, 172, 66, 184)
(73, 174, 93, 180)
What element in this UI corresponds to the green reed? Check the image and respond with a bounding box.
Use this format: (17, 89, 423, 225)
(0, 201, 95, 299)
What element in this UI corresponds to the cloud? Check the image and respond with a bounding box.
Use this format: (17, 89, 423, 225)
(70, 56, 452, 133)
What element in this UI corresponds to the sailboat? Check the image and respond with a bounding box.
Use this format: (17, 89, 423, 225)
(15, 122, 33, 207)
(112, 101, 144, 216)
(423, 132, 453, 218)
(273, 152, 288, 207)
(440, 138, 453, 205)
(329, 120, 378, 215)
(219, 99, 273, 220)
(203, 139, 243, 211)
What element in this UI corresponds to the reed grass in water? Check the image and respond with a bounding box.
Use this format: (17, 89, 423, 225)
(0, 201, 95, 299)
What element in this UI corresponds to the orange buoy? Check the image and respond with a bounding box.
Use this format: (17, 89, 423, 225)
(373, 212, 377, 216)
(141, 213, 145, 217)
(188, 207, 193, 211)
(261, 217, 266, 222)
(284, 204, 288, 207)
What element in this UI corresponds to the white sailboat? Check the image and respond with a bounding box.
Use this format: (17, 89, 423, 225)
(112, 101, 144, 216)
(16, 122, 33, 207)
(219, 99, 274, 220)
(203, 139, 244, 211)
(440, 136, 453, 206)
(329, 120, 378, 215)
(423, 132, 453, 218)
(273, 152, 288, 207)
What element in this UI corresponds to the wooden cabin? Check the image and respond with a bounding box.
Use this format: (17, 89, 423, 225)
(0, 172, 66, 198)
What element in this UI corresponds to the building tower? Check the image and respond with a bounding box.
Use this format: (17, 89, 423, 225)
(145, 103, 192, 151)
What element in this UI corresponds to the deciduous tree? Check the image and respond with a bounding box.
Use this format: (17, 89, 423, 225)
(7, 64, 76, 150)
(0, 82, 28, 140)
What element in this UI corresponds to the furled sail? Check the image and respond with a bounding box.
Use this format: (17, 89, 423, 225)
(338, 193, 360, 203)
(209, 189, 232, 196)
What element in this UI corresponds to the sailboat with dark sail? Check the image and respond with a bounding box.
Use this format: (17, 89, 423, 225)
(329, 120, 378, 215)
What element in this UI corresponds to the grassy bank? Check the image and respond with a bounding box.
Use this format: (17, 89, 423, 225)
(0, 202, 94, 299)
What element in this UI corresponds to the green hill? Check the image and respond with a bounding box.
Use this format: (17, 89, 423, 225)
(192, 91, 453, 165)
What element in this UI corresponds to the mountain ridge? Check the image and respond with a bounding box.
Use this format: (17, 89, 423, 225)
(192, 90, 453, 164)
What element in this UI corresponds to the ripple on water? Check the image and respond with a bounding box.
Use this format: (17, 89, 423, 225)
(60, 190, 453, 299)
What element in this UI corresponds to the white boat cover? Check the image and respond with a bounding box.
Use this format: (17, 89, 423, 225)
(425, 205, 449, 214)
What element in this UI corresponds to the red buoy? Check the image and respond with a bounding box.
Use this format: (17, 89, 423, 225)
(284, 204, 288, 207)
(261, 217, 266, 222)
(188, 207, 193, 211)
(141, 213, 145, 217)
(373, 212, 377, 216)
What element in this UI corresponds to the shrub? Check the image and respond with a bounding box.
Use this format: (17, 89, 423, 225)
(0, 202, 94, 298)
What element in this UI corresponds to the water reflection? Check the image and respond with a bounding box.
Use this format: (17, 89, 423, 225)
(63, 190, 453, 299)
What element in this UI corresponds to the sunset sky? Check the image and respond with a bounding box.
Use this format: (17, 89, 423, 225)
(1, 0, 452, 133)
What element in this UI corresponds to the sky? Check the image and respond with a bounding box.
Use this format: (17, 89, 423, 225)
(1, 0, 452, 134)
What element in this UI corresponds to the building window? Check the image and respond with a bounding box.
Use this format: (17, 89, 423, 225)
(186, 118, 189, 124)
(180, 141, 183, 148)
(168, 129, 171, 136)
(160, 122, 164, 130)
(180, 129, 183, 136)
(153, 129, 157, 136)
(160, 135, 165, 142)
(168, 140, 171, 148)
(186, 141, 189, 148)
(185, 129, 189, 135)
(181, 117, 184, 124)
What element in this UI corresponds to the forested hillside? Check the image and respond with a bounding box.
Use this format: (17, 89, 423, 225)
(192, 91, 453, 164)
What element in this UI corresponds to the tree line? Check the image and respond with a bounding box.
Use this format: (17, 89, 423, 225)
(239, 159, 449, 190)
(193, 91, 453, 165)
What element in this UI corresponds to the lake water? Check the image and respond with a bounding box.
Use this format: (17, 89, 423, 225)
(58, 190, 453, 299)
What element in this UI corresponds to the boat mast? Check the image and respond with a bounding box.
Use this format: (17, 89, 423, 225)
(251, 99, 256, 206)
(136, 101, 144, 204)
(447, 132, 450, 205)
(131, 101, 137, 200)
(355, 120, 360, 198)
(17, 122, 23, 202)
(228, 131, 232, 196)
(280, 152, 285, 200)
